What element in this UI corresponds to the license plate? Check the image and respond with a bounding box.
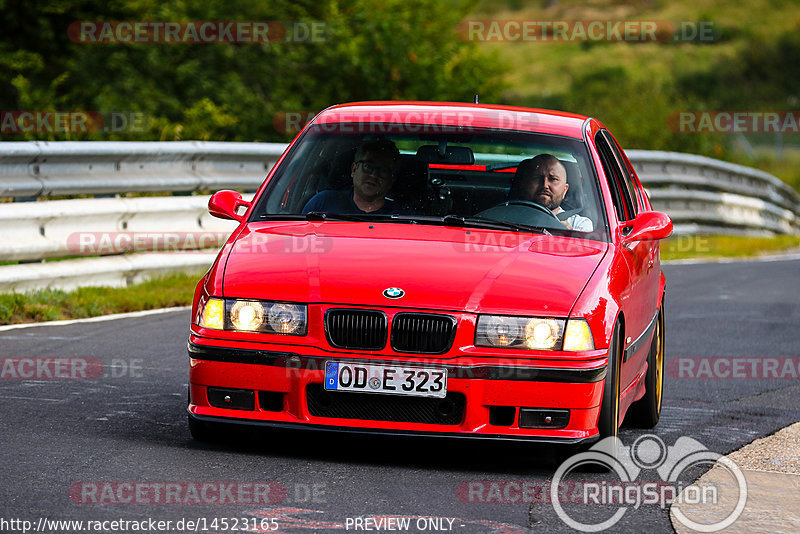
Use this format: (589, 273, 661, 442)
(324, 361, 447, 398)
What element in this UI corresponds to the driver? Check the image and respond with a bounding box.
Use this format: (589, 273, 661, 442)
(509, 154, 593, 231)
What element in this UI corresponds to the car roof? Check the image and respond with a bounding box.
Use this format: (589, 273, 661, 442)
(313, 101, 590, 140)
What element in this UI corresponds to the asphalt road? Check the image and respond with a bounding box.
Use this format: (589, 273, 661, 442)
(1, 258, 799, 534)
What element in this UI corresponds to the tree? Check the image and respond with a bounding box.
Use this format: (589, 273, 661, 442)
(1, 0, 506, 141)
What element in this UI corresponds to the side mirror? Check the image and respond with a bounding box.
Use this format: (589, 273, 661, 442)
(208, 190, 250, 222)
(621, 211, 673, 244)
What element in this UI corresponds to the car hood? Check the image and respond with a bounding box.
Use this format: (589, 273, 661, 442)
(222, 222, 608, 316)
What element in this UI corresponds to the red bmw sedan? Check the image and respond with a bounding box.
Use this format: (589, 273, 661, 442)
(187, 101, 672, 446)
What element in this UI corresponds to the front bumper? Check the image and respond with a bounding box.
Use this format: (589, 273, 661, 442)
(187, 339, 607, 444)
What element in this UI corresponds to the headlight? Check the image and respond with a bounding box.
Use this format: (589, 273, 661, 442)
(267, 303, 306, 334)
(198, 298, 307, 335)
(563, 319, 595, 351)
(230, 300, 265, 331)
(476, 315, 565, 350)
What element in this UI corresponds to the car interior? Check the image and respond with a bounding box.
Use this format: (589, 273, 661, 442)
(259, 129, 600, 233)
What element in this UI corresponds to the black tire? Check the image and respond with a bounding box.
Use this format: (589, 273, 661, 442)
(627, 309, 665, 428)
(597, 320, 622, 439)
(188, 414, 214, 442)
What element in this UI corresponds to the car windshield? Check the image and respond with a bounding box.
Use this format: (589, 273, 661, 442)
(251, 123, 607, 240)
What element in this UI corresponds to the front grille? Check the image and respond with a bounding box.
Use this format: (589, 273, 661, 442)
(325, 309, 388, 350)
(391, 313, 457, 354)
(306, 384, 465, 425)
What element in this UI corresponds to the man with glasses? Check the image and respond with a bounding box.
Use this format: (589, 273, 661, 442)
(302, 139, 408, 214)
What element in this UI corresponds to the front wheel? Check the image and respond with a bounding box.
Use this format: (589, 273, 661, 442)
(597, 321, 622, 439)
(627, 309, 665, 428)
(188, 414, 214, 442)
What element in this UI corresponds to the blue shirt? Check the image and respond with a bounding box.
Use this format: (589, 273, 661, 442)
(302, 189, 410, 215)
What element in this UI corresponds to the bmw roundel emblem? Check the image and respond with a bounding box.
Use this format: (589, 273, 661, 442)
(383, 287, 405, 299)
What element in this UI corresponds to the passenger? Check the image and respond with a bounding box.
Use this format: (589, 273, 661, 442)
(302, 139, 407, 215)
(510, 154, 593, 231)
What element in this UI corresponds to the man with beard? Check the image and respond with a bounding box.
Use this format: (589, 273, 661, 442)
(509, 154, 593, 231)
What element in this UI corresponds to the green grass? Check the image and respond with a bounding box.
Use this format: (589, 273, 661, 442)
(475, 0, 800, 100)
(661, 234, 800, 261)
(0, 271, 202, 325)
(470, 0, 800, 191)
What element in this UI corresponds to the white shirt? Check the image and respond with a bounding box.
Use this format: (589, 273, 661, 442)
(553, 207, 593, 232)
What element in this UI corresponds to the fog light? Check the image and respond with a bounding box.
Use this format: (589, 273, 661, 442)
(519, 408, 570, 429)
(207, 387, 255, 410)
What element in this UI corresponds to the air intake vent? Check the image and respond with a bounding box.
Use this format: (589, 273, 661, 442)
(325, 309, 388, 350)
(391, 313, 457, 354)
(306, 384, 465, 425)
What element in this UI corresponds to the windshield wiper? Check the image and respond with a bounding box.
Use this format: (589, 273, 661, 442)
(258, 212, 549, 234)
(257, 213, 306, 220)
(441, 215, 551, 235)
(258, 211, 379, 222)
(305, 212, 430, 224)
(259, 212, 425, 224)
(303, 212, 380, 222)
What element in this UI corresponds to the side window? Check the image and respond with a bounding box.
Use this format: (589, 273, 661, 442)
(604, 132, 644, 213)
(594, 131, 634, 222)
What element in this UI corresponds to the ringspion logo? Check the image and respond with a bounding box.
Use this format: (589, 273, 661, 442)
(550, 435, 747, 532)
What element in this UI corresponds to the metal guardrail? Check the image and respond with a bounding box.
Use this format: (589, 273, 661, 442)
(627, 150, 800, 235)
(0, 141, 286, 197)
(0, 142, 798, 292)
(0, 195, 239, 262)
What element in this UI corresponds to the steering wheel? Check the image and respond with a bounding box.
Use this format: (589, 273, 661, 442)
(501, 200, 561, 221)
(473, 199, 563, 228)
